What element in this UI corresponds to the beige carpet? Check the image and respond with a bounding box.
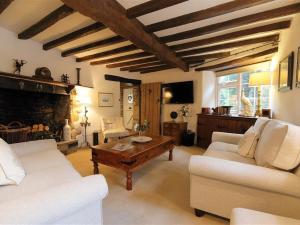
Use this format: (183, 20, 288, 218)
(67, 146, 228, 225)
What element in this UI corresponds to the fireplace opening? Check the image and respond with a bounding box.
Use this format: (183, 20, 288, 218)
(0, 88, 70, 142)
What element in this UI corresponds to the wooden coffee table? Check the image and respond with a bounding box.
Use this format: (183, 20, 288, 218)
(91, 135, 174, 190)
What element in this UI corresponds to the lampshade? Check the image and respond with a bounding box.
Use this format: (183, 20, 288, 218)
(249, 71, 271, 86)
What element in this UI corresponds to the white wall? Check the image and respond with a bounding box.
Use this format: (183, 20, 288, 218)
(141, 69, 216, 132)
(0, 26, 139, 143)
(271, 14, 300, 125)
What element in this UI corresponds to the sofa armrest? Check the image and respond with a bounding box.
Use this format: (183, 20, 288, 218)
(211, 132, 243, 145)
(189, 156, 300, 198)
(0, 175, 108, 224)
(10, 139, 58, 157)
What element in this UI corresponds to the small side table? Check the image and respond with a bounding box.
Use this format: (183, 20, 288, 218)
(57, 139, 78, 155)
(163, 121, 187, 145)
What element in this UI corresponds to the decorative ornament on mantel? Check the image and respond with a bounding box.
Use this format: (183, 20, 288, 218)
(13, 59, 27, 75)
(33, 67, 53, 81)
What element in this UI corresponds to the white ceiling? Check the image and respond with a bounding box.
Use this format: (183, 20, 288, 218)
(0, 0, 299, 69)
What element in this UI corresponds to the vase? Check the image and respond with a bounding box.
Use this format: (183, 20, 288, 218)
(63, 119, 71, 141)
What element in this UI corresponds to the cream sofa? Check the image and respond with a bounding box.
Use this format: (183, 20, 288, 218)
(189, 119, 300, 219)
(0, 139, 108, 225)
(230, 208, 300, 225)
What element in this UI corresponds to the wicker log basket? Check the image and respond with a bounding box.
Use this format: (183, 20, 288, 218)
(0, 121, 31, 144)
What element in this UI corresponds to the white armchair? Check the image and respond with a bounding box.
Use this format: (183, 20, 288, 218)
(100, 117, 129, 143)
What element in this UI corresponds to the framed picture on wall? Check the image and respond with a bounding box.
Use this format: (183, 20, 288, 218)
(98, 92, 114, 107)
(296, 47, 300, 88)
(278, 52, 294, 92)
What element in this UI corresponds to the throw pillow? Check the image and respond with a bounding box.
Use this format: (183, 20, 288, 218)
(253, 117, 270, 136)
(254, 121, 288, 167)
(238, 126, 258, 158)
(272, 123, 300, 170)
(0, 138, 25, 185)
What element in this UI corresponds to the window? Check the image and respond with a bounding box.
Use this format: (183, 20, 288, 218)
(217, 72, 271, 115)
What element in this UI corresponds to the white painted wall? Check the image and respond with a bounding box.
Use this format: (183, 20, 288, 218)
(270, 14, 300, 125)
(141, 69, 216, 132)
(0, 26, 139, 143)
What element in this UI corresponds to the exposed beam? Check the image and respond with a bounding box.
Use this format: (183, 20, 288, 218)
(183, 52, 231, 62)
(43, 22, 106, 50)
(62, 35, 126, 57)
(161, 3, 300, 43)
(126, 0, 188, 18)
(18, 4, 74, 39)
(215, 58, 272, 73)
(195, 47, 278, 71)
(106, 56, 158, 68)
(104, 74, 141, 84)
(136, 65, 175, 74)
(0, 0, 13, 14)
(171, 20, 290, 51)
(76, 44, 138, 62)
(62, 0, 188, 71)
(120, 62, 164, 71)
(176, 34, 279, 57)
(145, 0, 273, 32)
(90, 52, 153, 65)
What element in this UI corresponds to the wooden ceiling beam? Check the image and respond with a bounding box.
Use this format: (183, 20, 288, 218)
(0, 0, 13, 14)
(161, 3, 300, 43)
(90, 52, 153, 65)
(176, 34, 279, 57)
(215, 58, 272, 73)
(183, 52, 231, 62)
(76, 44, 138, 62)
(106, 56, 158, 68)
(120, 62, 164, 71)
(62, 0, 188, 71)
(137, 65, 175, 74)
(195, 47, 278, 71)
(62, 35, 126, 57)
(43, 22, 106, 50)
(171, 20, 290, 51)
(126, 0, 188, 18)
(145, 0, 273, 32)
(18, 4, 74, 39)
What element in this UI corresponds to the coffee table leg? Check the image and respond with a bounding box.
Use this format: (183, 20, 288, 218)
(93, 161, 99, 174)
(126, 171, 133, 191)
(169, 149, 173, 161)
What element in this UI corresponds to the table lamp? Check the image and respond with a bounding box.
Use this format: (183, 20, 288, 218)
(249, 71, 271, 117)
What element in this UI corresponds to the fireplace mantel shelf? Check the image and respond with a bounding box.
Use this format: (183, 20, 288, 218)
(0, 72, 74, 95)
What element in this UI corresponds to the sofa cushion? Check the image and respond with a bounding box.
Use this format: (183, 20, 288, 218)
(237, 126, 258, 158)
(0, 138, 25, 185)
(272, 122, 300, 170)
(205, 142, 256, 165)
(254, 117, 270, 136)
(231, 208, 300, 225)
(254, 120, 288, 167)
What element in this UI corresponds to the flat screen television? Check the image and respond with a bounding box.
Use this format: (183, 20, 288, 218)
(162, 81, 194, 104)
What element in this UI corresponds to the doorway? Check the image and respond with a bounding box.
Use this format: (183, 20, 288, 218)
(120, 83, 140, 130)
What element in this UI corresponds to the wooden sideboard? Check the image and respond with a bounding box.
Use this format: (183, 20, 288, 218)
(163, 121, 187, 145)
(197, 114, 257, 148)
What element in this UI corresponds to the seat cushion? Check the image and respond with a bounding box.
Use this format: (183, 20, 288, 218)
(205, 142, 256, 165)
(231, 208, 300, 225)
(103, 128, 129, 138)
(0, 164, 81, 203)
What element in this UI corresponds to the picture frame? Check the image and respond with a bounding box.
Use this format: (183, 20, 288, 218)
(278, 52, 294, 92)
(98, 92, 114, 107)
(296, 47, 300, 88)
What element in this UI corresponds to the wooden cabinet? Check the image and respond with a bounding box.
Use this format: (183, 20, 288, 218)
(163, 121, 187, 145)
(197, 114, 257, 148)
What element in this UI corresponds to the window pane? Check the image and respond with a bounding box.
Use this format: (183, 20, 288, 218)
(218, 74, 238, 85)
(218, 87, 238, 114)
